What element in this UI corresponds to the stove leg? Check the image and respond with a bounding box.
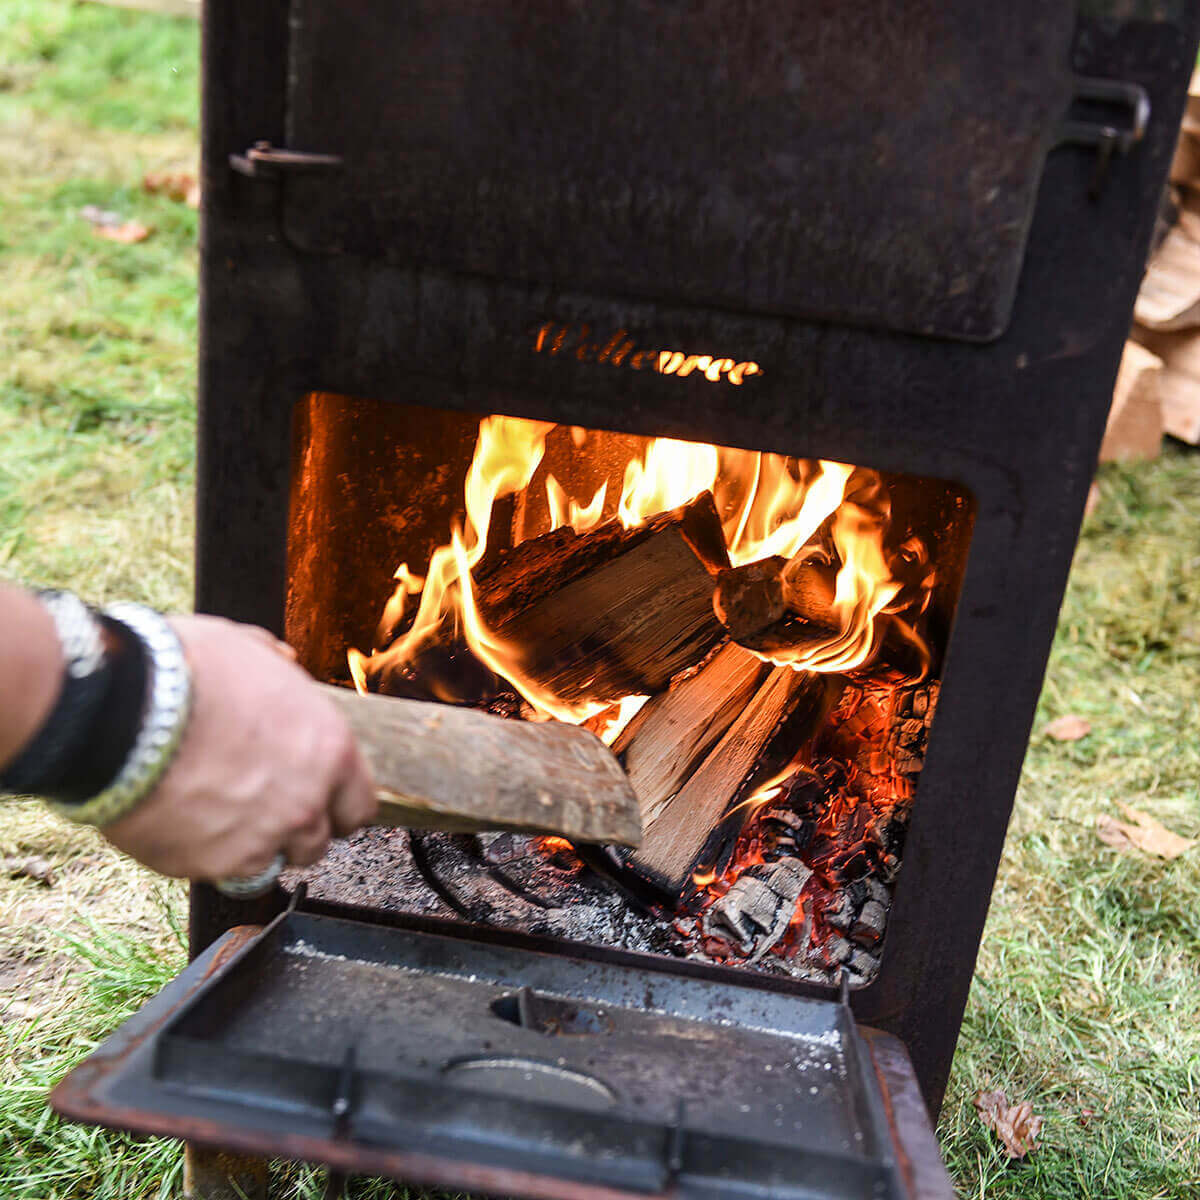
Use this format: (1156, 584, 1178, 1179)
(183, 1145, 270, 1200)
(322, 1169, 349, 1199)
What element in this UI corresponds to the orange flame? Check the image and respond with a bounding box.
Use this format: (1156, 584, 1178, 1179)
(617, 438, 719, 529)
(547, 475, 607, 536)
(595, 694, 650, 746)
(351, 414, 931, 723)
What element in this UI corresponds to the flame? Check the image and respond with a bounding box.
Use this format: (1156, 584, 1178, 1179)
(547, 475, 607, 536)
(595, 694, 650, 746)
(724, 458, 851, 566)
(350, 415, 552, 696)
(617, 438, 718, 529)
(721, 755, 807, 825)
(351, 413, 932, 722)
(452, 525, 608, 723)
(535, 836, 575, 855)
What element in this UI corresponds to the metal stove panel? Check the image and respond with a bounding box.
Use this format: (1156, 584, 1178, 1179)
(279, 0, 1075, 341)
(53, 912, 952, 1199)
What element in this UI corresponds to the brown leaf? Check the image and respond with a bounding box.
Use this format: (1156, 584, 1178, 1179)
(1096, 803, 1196, 860)
(1044, 714, 1091, 741)
(1, 855, 56, 886)
(79, 204, 153, 243)
(975, 1089, 1044, 1159)
(143, 169, 200, 208)
(94, 221, 152, 243)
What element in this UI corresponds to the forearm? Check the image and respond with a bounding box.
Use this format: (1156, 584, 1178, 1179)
(0, 586, 375, 880)
(0, 583, 64, 772)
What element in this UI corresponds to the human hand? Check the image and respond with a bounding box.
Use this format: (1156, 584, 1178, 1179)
(101, 615, 376, 880)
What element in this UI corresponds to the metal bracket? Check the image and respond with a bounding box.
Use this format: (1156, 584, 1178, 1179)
(229, 141, 344, 180)
(1057, 77, 1151, 199)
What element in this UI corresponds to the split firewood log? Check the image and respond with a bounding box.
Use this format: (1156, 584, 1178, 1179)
(712, 555, 839, 654)
(320, 684, 642, 845)
(713, 556, 928, 680)
(613, 642, 772, 829)
(624, 666, 841, 898)
(468, 491, 729, 706)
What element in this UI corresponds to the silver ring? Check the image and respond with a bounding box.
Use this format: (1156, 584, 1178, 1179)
(215, 853, 286, 899)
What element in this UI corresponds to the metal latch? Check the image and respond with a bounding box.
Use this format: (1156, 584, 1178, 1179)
(1057, 77, 1151, 199)
(229, 140, 344, 179)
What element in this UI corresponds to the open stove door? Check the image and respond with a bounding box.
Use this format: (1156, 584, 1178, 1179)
(273, 0, 1076, 343)
(53, 910, 953, 1199)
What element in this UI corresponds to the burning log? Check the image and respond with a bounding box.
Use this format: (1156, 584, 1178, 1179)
(469, 491, 729, 706)
(703, 856, 811, 962)
(612, 642, 772, 829)
(713, 555, 839, 653)
(625, 667, 840, 898)
(713, 556, 929, 680)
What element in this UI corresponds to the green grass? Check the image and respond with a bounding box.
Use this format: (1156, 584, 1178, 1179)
(0, 0, 197, 607)
(939, 452, 1200, 1199)
(1, 3, 1199, 1197)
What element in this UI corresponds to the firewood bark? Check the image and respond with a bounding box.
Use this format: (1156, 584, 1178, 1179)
(320, 685, 642, 846)
(613, 642, 772, 828)
(625, 667, 839, 897)
(470, 491, 729, 705)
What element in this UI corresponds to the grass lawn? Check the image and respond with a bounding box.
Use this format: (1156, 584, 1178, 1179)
(1, 4, 1198, 1198)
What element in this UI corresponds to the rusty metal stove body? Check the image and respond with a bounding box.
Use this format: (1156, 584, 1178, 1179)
(52, 2, 1198, 1197)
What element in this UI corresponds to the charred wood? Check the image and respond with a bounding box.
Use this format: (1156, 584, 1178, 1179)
(703, 856, 811, 962)
(714, 556, 929, 681)
(371, 640, 502, 706)
(712, 556, 838, 653)
(851, 898, 887, 947)
(843, 947, 880, 985)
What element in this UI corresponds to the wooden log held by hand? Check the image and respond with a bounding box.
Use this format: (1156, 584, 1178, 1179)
(320, 684, 642, 847)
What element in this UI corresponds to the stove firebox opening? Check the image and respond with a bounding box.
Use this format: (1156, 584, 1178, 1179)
(286, 392, 975, 988)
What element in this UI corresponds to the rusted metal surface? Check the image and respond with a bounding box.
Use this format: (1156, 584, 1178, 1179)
(193, 0, 1200, 1130)
(50, 925, 263, 1114)
(56, 917, 954, 1199)
(862, 1028, 958, 1200)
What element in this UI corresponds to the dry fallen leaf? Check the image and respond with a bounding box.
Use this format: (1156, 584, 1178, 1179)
(2, 855, 56, 886)
(1044, 714, 1091, 741)
(1096, 803, 1196, 860)
(975, 1089, 1044, 1159)
(96, 221, 152, 243)
(143, 169, 200, 208)
(80, 204, 153, 243)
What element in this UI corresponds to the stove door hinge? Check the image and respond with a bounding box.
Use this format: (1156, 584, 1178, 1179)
(229, 140, 344, 180)
(1056, 77, 1150, 200)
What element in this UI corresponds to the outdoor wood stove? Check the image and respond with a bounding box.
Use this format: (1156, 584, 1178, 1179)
(51, 2, 1198, 1198)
